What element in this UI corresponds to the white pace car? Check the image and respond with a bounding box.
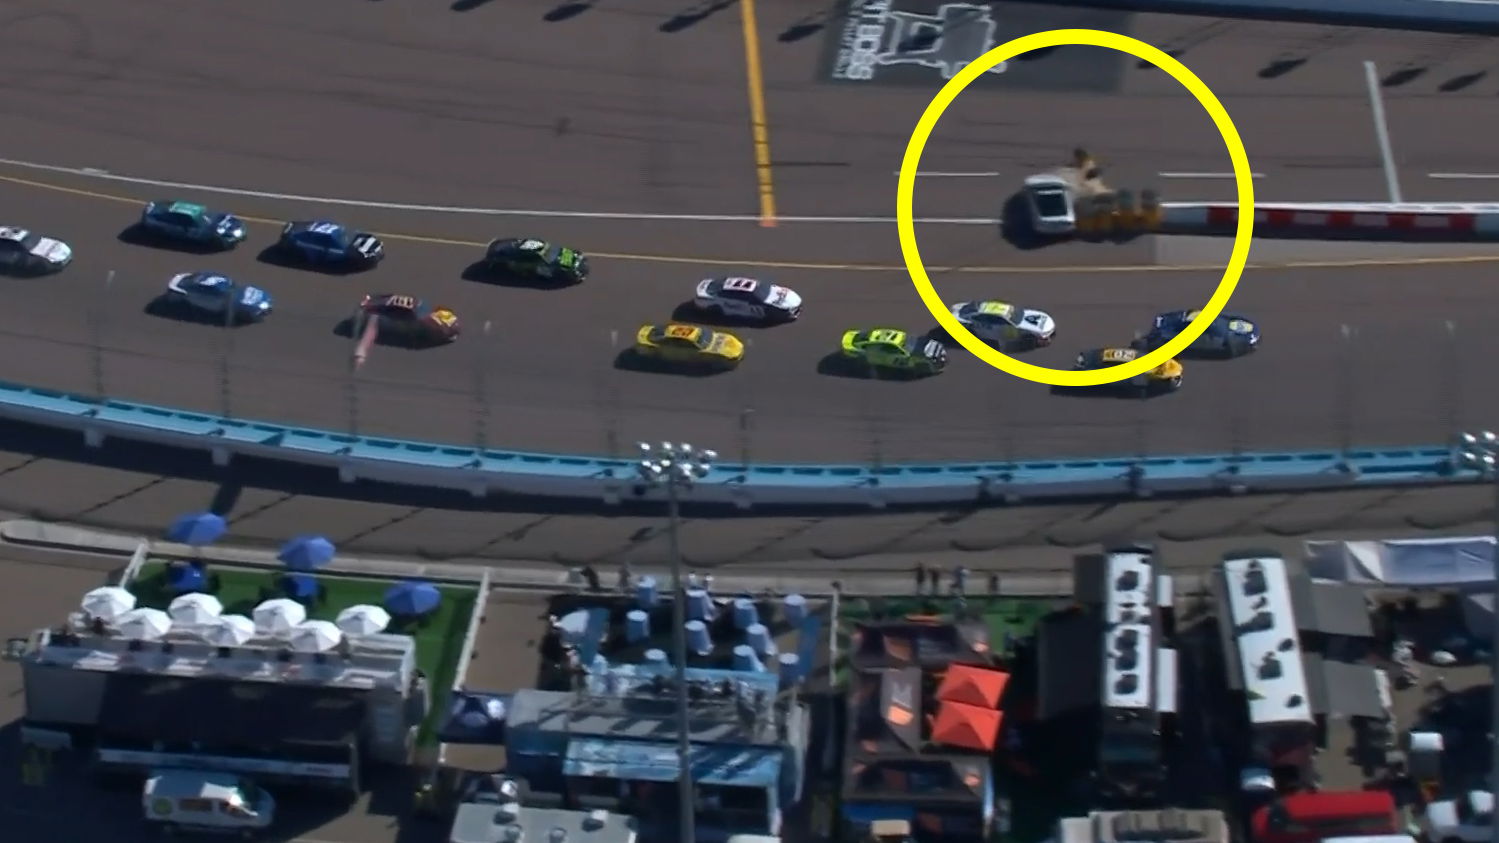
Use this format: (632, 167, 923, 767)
(0, 226, 72, 276)
(948, 300, 1056, 348)
(693, 276, 803, 323)
(1022, 174, 1076, 236)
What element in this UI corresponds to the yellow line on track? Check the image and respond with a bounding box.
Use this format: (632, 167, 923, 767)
(740, 0, 778, 227)
(4, 171, 1499, 274)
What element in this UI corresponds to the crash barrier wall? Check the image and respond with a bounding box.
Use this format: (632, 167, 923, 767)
(0, 380, 1478, 508)
(1046, 0, 1499, 36)
(1158, 203, 1499, 238)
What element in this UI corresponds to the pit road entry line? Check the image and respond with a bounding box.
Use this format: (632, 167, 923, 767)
(740, 0, 778, 227)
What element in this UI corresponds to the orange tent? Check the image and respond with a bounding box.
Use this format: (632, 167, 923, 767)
(931, 702, 1004, 752)
(937, 663, 1009, 709)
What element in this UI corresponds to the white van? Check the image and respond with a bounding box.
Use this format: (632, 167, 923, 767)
(143, 769, 275, 836)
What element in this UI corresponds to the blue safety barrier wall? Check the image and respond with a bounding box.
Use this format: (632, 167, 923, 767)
(0, 380, 1473, 509)
(1049, 0, 1499, 36)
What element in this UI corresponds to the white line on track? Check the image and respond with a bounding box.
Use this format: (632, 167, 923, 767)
(0, 156, 1000, 226)
(1428, 172, 1499, 179)
(894, 171, 1002, 177)
(1158, 171, 1265, 179)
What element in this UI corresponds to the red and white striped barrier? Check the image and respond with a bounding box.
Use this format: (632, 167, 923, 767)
(1161, 202, 1499, 237)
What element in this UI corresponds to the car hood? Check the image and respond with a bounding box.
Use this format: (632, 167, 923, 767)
(708, 334, 743, 356)
(1017, 309, 1056, 335)
(769, 286, 801, 310)
(239, 286, 270, 307)
(31, 237, 71, 263)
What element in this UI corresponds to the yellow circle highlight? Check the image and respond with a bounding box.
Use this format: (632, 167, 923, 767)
(896, 29, 1255, 387)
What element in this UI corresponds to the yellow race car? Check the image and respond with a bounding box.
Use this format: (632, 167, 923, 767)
(633, 323, 744, 371)
(1074, 347, 1182, 395)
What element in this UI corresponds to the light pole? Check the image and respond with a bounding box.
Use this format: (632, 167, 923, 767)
(636, 441, 716, 843)
(1454, 430, 1499, 824)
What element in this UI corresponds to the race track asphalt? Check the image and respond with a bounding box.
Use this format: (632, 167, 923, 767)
(1, 0, 1498, 470)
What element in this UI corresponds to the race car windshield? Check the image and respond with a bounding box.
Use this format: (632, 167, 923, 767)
(16, 232, 41, 251)
(1032, 189, 1069, 218)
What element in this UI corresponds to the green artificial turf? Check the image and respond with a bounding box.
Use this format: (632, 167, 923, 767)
(129, 561, 478, 746)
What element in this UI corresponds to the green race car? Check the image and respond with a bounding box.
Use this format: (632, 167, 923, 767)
(839, 328, 946, 377)
(482, 237, 589, 284)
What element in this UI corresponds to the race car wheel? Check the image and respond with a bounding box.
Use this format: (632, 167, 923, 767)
(1167, 375, 1183, 390)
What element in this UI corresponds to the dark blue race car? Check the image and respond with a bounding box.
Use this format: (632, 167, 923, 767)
(1140, 309, 1260, 358)
(275, 220, 383, 270)
(139, 200, 246, 249)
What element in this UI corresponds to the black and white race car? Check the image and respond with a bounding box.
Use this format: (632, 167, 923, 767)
(0, 226, 72, 276)
(946, 300, 1056, 349)
(692, 276, 802, 323)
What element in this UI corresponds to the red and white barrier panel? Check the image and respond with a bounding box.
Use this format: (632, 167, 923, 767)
(1162, 203, 1499, 236)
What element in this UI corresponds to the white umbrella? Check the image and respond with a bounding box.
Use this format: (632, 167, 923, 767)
(288, 620, 343, 653)
(203, 614, 255, 647)
(252, 598, 307, 635)
(335, 604, 390, 637)
(116, 608, 172, 641)
(81, 586, 136, 622)
(168, 592, 224, 626)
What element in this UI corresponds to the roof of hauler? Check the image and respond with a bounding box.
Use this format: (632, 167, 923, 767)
(1220, 553, 1313, 726)
(1101, 548, 1155, 711)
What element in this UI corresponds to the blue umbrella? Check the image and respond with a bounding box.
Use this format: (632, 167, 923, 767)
(166, 511, 227, 546)
(278, 535, 337, 571)
(384, 580, 441, 616)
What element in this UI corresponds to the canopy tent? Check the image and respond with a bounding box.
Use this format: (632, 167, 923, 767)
(116, 608, 173, 641)
(277, 534, 336, 571)
(335, 604, 391, 637)
(165, 511, 227, 546)
(202, 614, 256, 647)
(850, 621, 991, 670)
(931, 702, 1003, 753)
(167, 592, 224, 626)
(937, 664, 1009, 709)
(849, 667, 922, 754)
(1305, 536, 1495, 588)
(81, 586, 136, 622)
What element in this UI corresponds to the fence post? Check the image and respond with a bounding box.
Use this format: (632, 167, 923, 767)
(1443, 319, 1461, 440)
(219, 286, 234, 419)
(1337, 323, 1356, 459)
(739, 408, 754, 476)
(91, 270, 115, 402)
(474, 320, 492, 454)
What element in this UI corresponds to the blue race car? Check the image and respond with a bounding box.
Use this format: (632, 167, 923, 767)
(275, 220, 383, 270)
(138, 200, 246, 249)
(1140, 309, 1259, 358)
(162, 272, 273, 322)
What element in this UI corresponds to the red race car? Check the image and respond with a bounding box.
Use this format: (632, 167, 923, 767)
(356, 294, 461, 346)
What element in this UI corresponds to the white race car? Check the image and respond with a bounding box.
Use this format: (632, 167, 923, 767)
(1022, 174, 1076, 235)
(693, 276, 803, 323)
(163, 272, 274, 323)
(948, 300, 1056, 348)
(0, 226, 72, 276)
(1426, 790, 1494, 843)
